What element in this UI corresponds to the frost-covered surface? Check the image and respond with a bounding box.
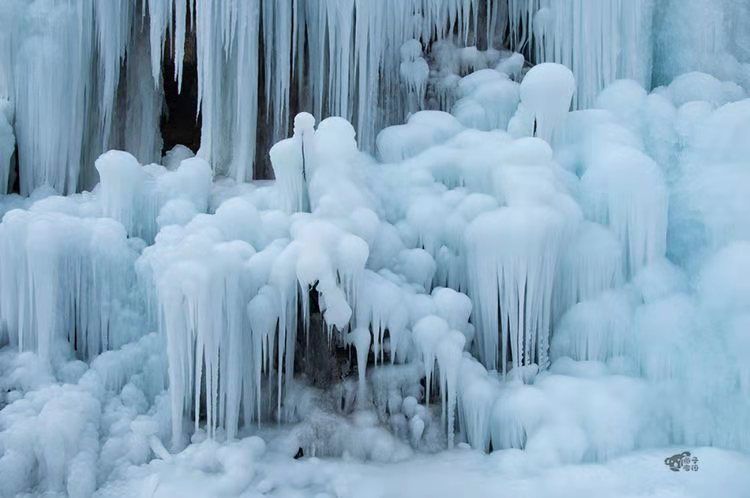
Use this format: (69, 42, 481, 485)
(92, 443, 750, 498)
(1, 1, 750, 497)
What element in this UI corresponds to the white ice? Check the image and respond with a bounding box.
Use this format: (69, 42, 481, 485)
(0, 1, 749, 497)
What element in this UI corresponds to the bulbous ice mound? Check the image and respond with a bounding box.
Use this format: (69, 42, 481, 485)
(293, 112, 316, 136)
(520, 63, 576, 143)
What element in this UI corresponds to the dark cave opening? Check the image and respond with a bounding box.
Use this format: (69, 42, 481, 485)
(160, 29, 201, 157)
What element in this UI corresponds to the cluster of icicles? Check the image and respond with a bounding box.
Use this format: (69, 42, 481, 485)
(0, 55, 676, 453)
(0, 0, 657, 196)
(1, 0, 749, 459)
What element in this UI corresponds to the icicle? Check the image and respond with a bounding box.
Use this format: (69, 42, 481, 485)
(10, 0, 94, 194)
(457, 356, 498, 451)
(248, 286, 280, 426)
(148, 225, 259, 445)
(553, 221, 623, 321)
(347, 327, 372, 390)
(325, 0, 355, 119)
(147, 0, 174, 87)
(512, 0, 654, 109)
(195, 0, 261, 181)
(464, 206, 564, 373)
(355, 270, 410, 365)
(270, 113, 315, 213)
(95, 150, 211, 243)
(551, 289, 634, 362)
(173, 0, 189, 93)
(400, 40, 430, 116)
(413, 315, 449, 405)
(268, 243, 301, 421)
(93, 0, 132, 149)
(117, 21, 165, 166)
(580, 145, 668, 279)
(262, 0, 294, 142)
(0, 99, 13, 194)
(0, 209, 141, 362)
(229, 0, 261, 181)
(436, 330, 465, 448)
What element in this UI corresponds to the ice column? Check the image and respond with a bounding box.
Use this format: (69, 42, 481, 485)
(465, 206, 564, 373)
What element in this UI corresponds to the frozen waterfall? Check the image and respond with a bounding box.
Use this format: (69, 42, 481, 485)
(1, 1, 750, 497)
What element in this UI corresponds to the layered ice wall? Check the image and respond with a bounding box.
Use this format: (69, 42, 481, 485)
(510, 0, 656, 108)
(0, 0, 164, 195)
(653, 0, 750, 88)
(0, 1, 750, 496)
(4, 64, 747, 458)
(0, 0, 491, 190)
(2, 0, 747, 193)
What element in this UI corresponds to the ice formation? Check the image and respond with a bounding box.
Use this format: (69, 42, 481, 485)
(465, 206, 564, 373)
(0, 99, 13, 194)
(1, 0, 750, 496)
(2, 0, 746, 191)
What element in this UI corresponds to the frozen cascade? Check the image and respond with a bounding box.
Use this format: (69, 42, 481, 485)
(400, 40, 430, 114)
(465, 206, 564, 373)
(136, 116, 383, 443)
(510, 0, 655, 109)
(580, 145, 668, 278)
(190, 0, 491, 177)
(551, 289, 635, 363)
(194, 0, 261, 181)
(94, 0, 132, 151)
(262, 0, 294, 144)
(412, 315, 466, 448)
(452, 69, 520, 131)
(1, 67, 748, 464)
(95, 150, 212, 243)
(0, 207, 141, 361)
(552, 221, 623, 320)
(131, 111, 499, 445)
(653, 0, 750, 88)
(9, 0, 93, 195)
(3, 0, 729, 191)
(114, 20, 165, 169)
(2, 0, 166, 194)
(1, 2, 750, 494)
(137, 194, 292, 445)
